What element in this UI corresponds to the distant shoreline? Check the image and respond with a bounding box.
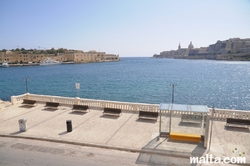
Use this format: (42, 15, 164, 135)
(153, 53, 250, 61)
(0, 60, 120, 68)
(153, 38, 250, 61)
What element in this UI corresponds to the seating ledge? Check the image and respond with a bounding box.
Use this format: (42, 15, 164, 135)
(22, 99, 36, 105)
(227, 122, 250, 125)
(226, 118, 250, 127)
(103, 111, 121, 114)
(72, 105, 89, 112)
(72, 108, 88, 110)
(45, 106, 59, 109)
(138, 111, 158, 120)
(170, 132, 201, 143)
(22, 103, 36, 106)
(103, 108, 122, 116)
(45, 102, 60, 109)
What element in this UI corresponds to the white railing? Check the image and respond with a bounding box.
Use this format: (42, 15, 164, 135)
(11, 93, 250, 119)
(11, 93, 27, 105)
(210, 108, 250, 120)
(11, 93, 159, 113)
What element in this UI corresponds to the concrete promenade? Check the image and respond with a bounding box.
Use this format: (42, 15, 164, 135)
(0, 102, 249, 165)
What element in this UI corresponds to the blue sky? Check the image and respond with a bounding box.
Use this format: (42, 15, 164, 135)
(0, 0, 250, 57)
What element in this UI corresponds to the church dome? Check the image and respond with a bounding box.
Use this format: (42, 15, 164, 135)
(188, 41, 194, 49)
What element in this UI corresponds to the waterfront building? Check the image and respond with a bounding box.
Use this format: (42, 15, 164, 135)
(0, 52, 45, 64)
(153, 38, 250, 60)
(0, 49, 119, 64)
(188, 41, 194, 49)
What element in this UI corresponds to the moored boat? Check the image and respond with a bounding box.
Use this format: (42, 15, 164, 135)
(40, 58, 61, 65)
(2, 61, 9, 68)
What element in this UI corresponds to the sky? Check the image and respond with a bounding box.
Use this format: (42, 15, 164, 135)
(0, 0, 250, 57)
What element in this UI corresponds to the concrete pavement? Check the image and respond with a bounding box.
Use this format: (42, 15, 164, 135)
(0, 102, 249, 165)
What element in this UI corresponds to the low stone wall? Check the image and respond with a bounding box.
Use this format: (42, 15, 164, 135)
(11, 93, 159, 113)
(10, 93, 250, 120)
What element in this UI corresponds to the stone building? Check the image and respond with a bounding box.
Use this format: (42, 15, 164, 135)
(197, 47, 208, 55)
(153, 38, 250, 60)
(0, 52, 46, 63)
(188, 41, 194, 49)
(0, 50, 119, 64)
(177, 43, 189, 56)
(208, 38, 250, 54)
(155, 41, 195, 58)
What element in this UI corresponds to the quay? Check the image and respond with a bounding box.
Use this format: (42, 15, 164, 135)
(0, 93, 249, 165)
(1, 62, 75, 67)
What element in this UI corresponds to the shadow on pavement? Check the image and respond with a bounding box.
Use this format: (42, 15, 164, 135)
(100, 115, 119, 119)
(136, 136, 206, 165)
(42, 108, 58, 112)
(69, 111, 87, 115)
(58, 131, 70, 135)
(19, 105, 35, 108)
(136, 119, 157, 124)
(224, 126, 250, 133)
(9, 131, 23, 135)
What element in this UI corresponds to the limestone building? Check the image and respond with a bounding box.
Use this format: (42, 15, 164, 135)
(158, 41, 195, 58)
(153, 38, 250, 60)
(0, 50, 119, 64)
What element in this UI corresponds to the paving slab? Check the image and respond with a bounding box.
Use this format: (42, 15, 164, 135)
(0, 103, 249, 165)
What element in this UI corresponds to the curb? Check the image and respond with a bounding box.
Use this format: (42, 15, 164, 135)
(0, 134, 190, 158)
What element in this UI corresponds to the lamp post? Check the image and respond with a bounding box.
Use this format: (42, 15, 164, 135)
(171, 84, 177, 103)
(25, 78, 28, 93)
(169, 84, 177, 133)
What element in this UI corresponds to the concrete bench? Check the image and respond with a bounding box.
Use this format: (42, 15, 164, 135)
(138, 111, 158, 121)
(226, 118, 250, 128)
(103, 108, 122, 116)
(22, 99, 36, 106)
(181, 114, 203, 123)
(45, 102, 60, 109)
(170, 132, 201, 143)
(72, 104, 89, 112)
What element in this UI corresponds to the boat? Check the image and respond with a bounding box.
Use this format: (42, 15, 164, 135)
(39, 58, 61, 65)
(2, 61, 9, 68)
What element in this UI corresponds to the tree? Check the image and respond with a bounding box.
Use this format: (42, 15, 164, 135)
(40, 50, 45, 54)
(22, 50, 28, 54)
(57, 48, 65, 53)
(1, 49, 7, 52)
(47, 48, 56, 54)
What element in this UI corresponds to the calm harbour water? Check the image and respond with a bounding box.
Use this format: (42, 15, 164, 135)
(0, 57, 250, 110)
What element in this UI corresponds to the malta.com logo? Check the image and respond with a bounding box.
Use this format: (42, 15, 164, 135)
(190, 154, 246, 164)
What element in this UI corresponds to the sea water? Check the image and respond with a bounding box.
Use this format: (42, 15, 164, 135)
(0, 57, 249, 110)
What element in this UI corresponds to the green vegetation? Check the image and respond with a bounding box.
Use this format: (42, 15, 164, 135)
(1, 48, 67, 54)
